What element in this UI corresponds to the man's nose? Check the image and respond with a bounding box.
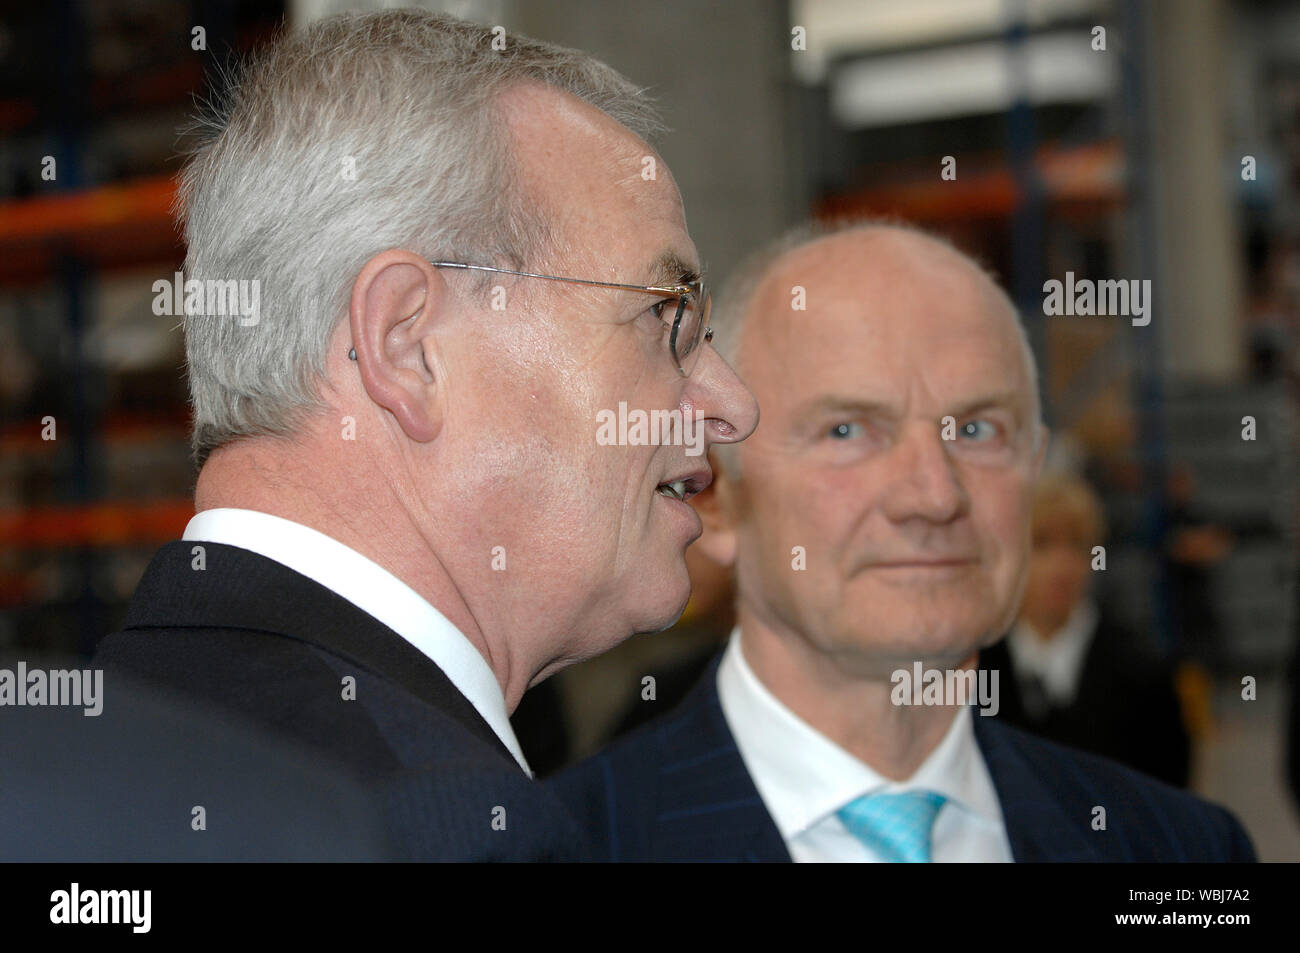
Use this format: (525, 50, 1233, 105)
(686, 345, 759, 446)
(880, 422, 968, 524)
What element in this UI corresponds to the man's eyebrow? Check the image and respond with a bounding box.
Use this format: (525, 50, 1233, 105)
(645, 251, 700, 287)
(792, 392, 1025, 419)
(948, 391, 1026, 418)
(794, 396, 898, 419)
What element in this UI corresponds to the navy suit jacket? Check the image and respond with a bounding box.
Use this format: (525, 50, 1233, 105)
(550, 654, 1255, 862)
(1, 657, 393, 861)
(95, 540, 589, 861)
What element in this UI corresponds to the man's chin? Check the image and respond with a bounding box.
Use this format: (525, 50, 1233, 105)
(586, 603, 689, 659)
(833, 615, 991, 668)
(632, 575, 693, 636)
(844, 588, 1003, 648)
(651, 593, 693, 635)
(875, 632, 989, 666)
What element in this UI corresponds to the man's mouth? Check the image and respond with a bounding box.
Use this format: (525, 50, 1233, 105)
(656, 481, 688, 502)
(852, 554, 981, 575)
(871, 559, 976, 568)
(655, 470, 712, 503)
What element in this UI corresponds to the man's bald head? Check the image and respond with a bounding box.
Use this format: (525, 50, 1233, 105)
(694, 218, 1048, 676)
(711, 220, 1043, 474)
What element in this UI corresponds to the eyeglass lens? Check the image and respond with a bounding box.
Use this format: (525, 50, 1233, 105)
(670, 284, 710, 374)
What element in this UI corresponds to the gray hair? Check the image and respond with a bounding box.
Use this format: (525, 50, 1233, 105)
(710, 218, 1044, 474)
(179, 9, 662, 467)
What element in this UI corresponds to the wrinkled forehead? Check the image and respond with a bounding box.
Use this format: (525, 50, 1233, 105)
(498, 83, 691, 278)
(743, 231, 1030, 413)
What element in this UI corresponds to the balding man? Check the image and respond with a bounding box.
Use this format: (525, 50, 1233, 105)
(552, 221, 1254, 862)
(93, 10, 756, 860)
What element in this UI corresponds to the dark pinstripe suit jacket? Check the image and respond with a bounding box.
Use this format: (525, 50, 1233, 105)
(95, 540, 590, 861)
(550, 654, 1256, 862)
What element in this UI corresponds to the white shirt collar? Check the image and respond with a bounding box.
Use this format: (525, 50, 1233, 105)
(183, 507, 531, 776)
(1006, 598, 1099, 706)
(716, 627, 1004, 842)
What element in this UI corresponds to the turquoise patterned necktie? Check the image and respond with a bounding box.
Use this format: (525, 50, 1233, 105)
(837, 790, 948, 862)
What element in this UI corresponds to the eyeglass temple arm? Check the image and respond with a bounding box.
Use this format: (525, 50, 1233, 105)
(427, 261, 694, 297)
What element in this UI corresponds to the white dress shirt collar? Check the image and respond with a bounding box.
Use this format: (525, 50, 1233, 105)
(183, 507, 531, 776)
(716, 627, 1010, 861)
(1006, 598, 1099, 707)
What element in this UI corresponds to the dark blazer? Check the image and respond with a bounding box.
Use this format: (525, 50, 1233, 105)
(550, 654, 1255, 862)
(1, 657, 392, 861)
(979, 613, 1190, 787)
(95, 540, 589, 861)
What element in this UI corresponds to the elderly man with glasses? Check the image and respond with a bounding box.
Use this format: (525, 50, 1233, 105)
(94, 10, 756, 860)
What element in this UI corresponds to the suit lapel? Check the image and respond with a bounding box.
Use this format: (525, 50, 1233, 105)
(973, 714, 1102, 861)
(124, 540, 517, 767)
(650, 655, 791, 862)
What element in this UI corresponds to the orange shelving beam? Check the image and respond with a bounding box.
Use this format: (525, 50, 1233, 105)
(817, 140, 1124, 223)
(0, 176, 175, 242)
(0, 500, 193, 548)
(0, 175, 182, 285)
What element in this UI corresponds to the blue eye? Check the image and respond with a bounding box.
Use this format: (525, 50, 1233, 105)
(828, 422, 863, 440)
(960, 419, 997, 441)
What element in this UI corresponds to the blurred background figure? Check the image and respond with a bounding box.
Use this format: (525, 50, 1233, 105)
(979, 472, 1191, 787)
(1164, 465, 1235, 673)
(1161, 464, 1235, 751)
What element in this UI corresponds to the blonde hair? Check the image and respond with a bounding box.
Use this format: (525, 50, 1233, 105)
(1031, 472, 1106, 546)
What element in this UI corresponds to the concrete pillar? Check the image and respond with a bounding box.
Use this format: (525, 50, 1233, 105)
(515, 0, 797, 284)
(1146, 0, 1244, 381)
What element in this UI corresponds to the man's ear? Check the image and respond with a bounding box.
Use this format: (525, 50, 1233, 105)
(348, 250, 448, 443)
(691, 449, 741, 568)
